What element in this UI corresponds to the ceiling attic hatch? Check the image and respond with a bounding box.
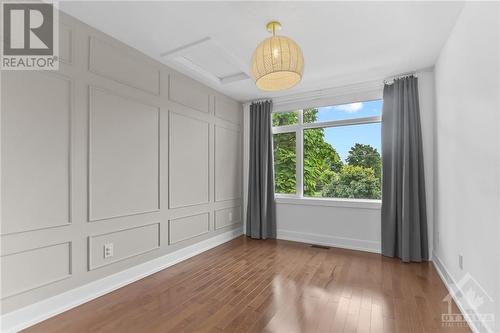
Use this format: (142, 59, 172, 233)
(160, 37, 250, 86)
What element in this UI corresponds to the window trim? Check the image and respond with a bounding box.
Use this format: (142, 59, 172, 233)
(272, 115, 381, 134)
(272, 103, 382, 203)
(275, 196, 382, 210)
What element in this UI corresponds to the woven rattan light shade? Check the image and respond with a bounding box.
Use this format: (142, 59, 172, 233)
(251, 33, 304, 91)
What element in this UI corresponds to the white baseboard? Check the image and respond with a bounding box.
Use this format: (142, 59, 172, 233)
(0, 227, 243, 333)
(432, 252, 494, 333)
(277, 229, 381, 254)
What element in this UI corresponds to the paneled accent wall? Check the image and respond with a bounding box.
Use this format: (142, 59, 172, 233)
(0, 12, 242, 314)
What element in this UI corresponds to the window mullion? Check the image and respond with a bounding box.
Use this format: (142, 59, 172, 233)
(296, 110, 304, 198)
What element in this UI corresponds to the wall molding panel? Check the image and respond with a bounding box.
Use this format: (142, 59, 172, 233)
(168, 73, 210, 113)
(88, 222, 161, 270)
(0, 10, 243, 326)
(215, 206, 241, 230)
(0, 242, 72, 300)
(88, 86, 161, 222)
(168, 213, 211, 245)
(214, 125, 242, 202)
(168, 111, 210, 209)
(215, 95, 242, 125)
(1, 71, 73, 235)
(89, 36, 160, 95)
(59, 23, 74, 65)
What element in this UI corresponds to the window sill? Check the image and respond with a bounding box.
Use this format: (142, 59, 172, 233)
(274, 196, 382, 210)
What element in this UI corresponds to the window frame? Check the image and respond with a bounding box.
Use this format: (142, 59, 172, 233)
(272, 101, 382, 206)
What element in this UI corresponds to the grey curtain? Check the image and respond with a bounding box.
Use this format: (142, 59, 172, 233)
(381, 76, 428, 262)
(246, 101, 276, 239)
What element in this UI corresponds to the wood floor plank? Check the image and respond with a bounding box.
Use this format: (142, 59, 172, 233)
(23, 237, 472, 333)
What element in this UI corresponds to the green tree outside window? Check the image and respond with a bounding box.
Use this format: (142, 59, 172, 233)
(272, 108, 382, 200)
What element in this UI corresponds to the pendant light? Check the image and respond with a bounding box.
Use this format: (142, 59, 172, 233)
(251, 21, 304, 91)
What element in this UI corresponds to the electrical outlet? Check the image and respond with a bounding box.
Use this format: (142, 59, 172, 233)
(459, 255, 463, 270)
(228, 212, 233, 222)
(104, 243, 114, 259)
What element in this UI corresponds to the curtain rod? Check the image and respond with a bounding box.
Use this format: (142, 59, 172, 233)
(247, 99, 272, 106)
(383, 72, 417, 85)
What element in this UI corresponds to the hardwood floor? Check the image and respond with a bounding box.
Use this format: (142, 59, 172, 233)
(24, 236, 471, 333)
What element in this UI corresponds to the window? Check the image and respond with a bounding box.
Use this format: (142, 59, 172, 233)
(273, 132, 296, 194)
(272, 110, 299, 126)
(272, 100, 382, 200)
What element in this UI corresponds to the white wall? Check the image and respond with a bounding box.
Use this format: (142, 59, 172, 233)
(0, 10, 243, 326)
(418, 70, 437, 256)
(276, 199, 382, 252)
(433, 3, 499, 332)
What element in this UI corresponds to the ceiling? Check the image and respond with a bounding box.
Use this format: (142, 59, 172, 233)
(59, 1, 464, 102)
